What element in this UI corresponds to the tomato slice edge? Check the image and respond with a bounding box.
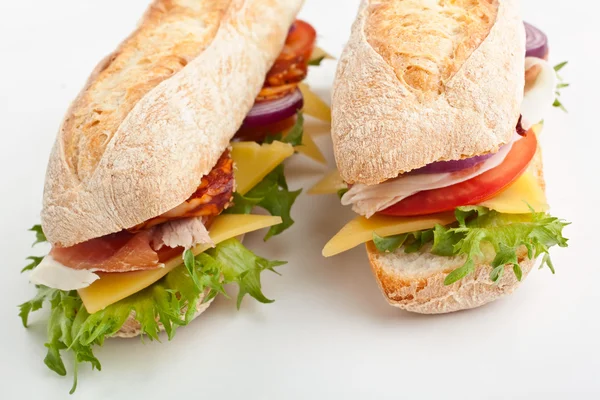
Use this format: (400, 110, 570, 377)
(264, 20, 317, 87)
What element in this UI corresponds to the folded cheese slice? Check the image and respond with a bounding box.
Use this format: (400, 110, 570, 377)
(308, 169, 346, 195)
(232, 141, 294, 195)
(299, 83, 331, 123)
(296, 130, 326, 164)
(478, 171, 548, 213)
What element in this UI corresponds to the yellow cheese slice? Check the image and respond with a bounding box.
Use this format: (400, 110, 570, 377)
(299, 83, 331, 123)
(296, 130, 327, 164)
(79, 214, 282, 314)
(303, 119, 331, 137)
(308, 169, 346, 195)
(309, 46, 335, 63)
(276, 120, 326, 164)
(231, 141, 294, 195)
(323, 212, 456, 257)
(478, 171, 548, 213)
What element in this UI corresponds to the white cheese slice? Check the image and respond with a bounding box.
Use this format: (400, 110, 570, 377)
(29, 255, 100, 290)
(521, 57, 558, 130)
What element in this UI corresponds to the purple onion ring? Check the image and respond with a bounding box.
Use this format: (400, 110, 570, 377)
(525, 22, 549, 59)
(241, 89, 304, 129)
(410, 152, 496, 174)
(288, 22, 297, 35)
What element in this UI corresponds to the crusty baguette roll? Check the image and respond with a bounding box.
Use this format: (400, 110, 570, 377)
(366, 146, 545, 314)
(42, 0, 303, 247)
(332, 0, 525, 185)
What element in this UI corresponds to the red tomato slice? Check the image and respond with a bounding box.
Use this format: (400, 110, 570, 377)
(264, 20, 316, 87)
(379, 131, 539, 217)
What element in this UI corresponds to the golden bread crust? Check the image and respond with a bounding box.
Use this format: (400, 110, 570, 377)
(365, 0, 498, 96)
(61, 0, 232, 182)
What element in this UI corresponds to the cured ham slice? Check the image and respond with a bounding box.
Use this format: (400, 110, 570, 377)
(50, 217, 214, 273)
(51, 229, 162, 273)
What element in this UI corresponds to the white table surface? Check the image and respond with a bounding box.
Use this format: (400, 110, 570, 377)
(1, 0, 598, 399)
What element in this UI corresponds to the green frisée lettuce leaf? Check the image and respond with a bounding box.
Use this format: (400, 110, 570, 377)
(308, 47, 335, 66)
(211, 239, 286, 308)
(404, 230, 435, 254)
(19, 229, 284, 393)
(226, 164, 301, 240)
(372, 233, 409, 253)
(21, 255, 44, 272)
(308, 56, 325, 66)
(30, 224, 46, 246)
(264, 111, 304, 147)
(372, 207, 569, 286)
(553, 61, 569, 112)
(337, 188, 349, 199)
(372, 229, 434, 254)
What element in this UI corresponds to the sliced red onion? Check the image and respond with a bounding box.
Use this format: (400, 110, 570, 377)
(525, 22, 549, 59)
(241, 89, 303, 129)
(410, 152, 495, 174)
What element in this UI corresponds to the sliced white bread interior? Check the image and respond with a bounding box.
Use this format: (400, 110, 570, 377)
(366, 145, 545, 314)
(42, 0, 303, 247)
(367, 242, 534, 314)
(332, 0, 525, 185)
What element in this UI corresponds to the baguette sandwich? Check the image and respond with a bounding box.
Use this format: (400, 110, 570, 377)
(313, 0, 569, 314)
(19, 0, 331, 391)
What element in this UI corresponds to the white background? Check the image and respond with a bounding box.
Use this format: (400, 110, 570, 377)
(1, 0, 598, 399)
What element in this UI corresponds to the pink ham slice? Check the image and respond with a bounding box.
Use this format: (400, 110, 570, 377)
(50, 217, 214, 273)
(51, 229, 161, 273)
